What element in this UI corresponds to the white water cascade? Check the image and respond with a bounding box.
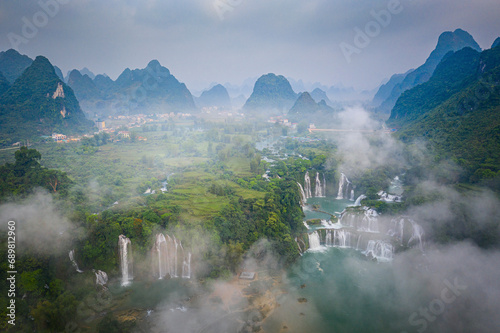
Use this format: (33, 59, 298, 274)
(304, 171, 312, 199)
(154, 233, 168, 279)
(94, 270, 108, 286)
(297, 182, 307, 206)
(325, 229, 353, 248)
(337, 173, 352, 200)
(308, 231, 321, 250)
(407, 220, 425, 252)
(364, 240, 393, 261)
(353, 194, 367, 207)
(388, 217, 425, 251)
(314, 172, 326, 197)
(69, 250, 83, 273)
(119, 235, 133, 286)
(152, 233, 192, 280)
(182, 252, 191, 279)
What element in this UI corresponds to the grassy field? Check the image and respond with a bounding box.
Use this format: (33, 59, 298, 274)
(0, 126, 268, 219)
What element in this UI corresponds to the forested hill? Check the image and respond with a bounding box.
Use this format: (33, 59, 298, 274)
(0, 56, 94, 145)
(392, 44, 500, 185)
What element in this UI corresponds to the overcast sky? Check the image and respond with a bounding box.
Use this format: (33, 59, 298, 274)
(1, 0, 499, 92)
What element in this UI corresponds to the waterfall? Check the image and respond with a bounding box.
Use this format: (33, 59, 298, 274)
(295, 237, 304, 254)
(154, 233, 168, 279)
(356, 235, 363, 250)
(337, 173, 352, 200)
(325, 230, 333, 247)
(324, 230, 353, 248)
(308, 231, 321, 250)
(69, 250, 83, 273)
(358, 208, 380, 233)
(304, 171, 312, 199)
(297, 182, 307, 205)
(166, 234, 176, 277)
(378, 191, 403, 202)
(323, 174, 326, 197)
(364, 240, 393, 261)
(173, 237, 179, 278)
(387, 217, 424, 251)
(334, 229, 352, 247)
(119, 235, 133, 286)
(182, 252, 191, 279)
(153, 233, 192, 279)
(353, 194, 366, 206)
(94, 270, 108, 286)
(314, 172, 325, 197)
(408, 219, 425, 252)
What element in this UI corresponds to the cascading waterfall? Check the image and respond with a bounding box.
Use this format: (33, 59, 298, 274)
(69, 250, 83, 273)
(304, 171, 312, 199)
(334, 230, 352, 247)
(304, 207, 428, 261)
(408, 219, 425, 252)
(353, 194, 367, 206)
(364, 240, 393, 261)
(173, 237, 179, 278)
(154, 233, 168, 279)
(297, 182, 307, 205)
(119, 235, 133, 286)
(308, 231, 321, 250)
(336, 173, 352, 200)
(295, 237, 304, 255)
(152, 233, 192, 280)
(182, 252, 191, 279)
(387, 217, 424, 251)
(378, 191, 403, 202)
(358, 208, 380, 233)
(314, 172, 326, 197)
(94, 269, 108, 286)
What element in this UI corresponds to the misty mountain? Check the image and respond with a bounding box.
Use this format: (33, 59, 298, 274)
(289, 92, 333, 114)
(372, 70, 413, 107)
(231, 94, 247, 110)
(70, 60, 196, 116)
(0, 49, 33, 83)
(374, 29, 481, 114)
(196, 84, 231, 109)
(388, 47, 482, 127)
(93, 74, 115, 94)
(0, 56, 94, 143)
(287, 77, 329, 94)
(53, 66, 65, 82)
(393, 44, 500, 181)
(223, 78, 256, 99)
(243, 73, 298, 115)
(67, 69, 102, 101)
(113, 60, 195, 113)
(65, 67, 95, 82)
(492, 37, 500, 49)
(288, 92, 336, 124)
(0, 71, 10, 96)
(310, 88, 333, 106)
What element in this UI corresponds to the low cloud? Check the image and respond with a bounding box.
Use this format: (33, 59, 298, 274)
(0, 190, 74, 255)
